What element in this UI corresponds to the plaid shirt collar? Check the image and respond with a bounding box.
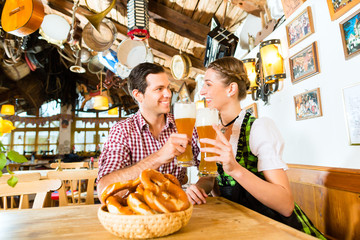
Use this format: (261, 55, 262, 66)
(134, 110, 175, 132)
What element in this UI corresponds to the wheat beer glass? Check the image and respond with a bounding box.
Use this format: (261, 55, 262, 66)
(196, 108, 219, 176)
(174, 102, 196, 167)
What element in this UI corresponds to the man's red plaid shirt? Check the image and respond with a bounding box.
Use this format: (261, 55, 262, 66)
(97, 111, 200, 183)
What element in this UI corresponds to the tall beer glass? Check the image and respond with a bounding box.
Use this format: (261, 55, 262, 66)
(196, 108, 219, 176)
(174, 102, 196, 167)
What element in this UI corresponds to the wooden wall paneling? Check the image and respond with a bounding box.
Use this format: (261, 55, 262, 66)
(313, 186, 327, 233)
(289, 182, 319, 228)
(288, 164, 360, 193)
(323, 189, 360, 240)
(287, 164, 360, 240)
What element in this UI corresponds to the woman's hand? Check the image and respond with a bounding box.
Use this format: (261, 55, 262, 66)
(199, 125, 239, 175)
(186, 184, 208, 205)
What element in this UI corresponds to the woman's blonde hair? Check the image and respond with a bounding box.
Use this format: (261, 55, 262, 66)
(207, 56, 250, 100)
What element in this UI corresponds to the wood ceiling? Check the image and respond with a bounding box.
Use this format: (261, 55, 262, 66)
(0, 0, 268, 113)
(43, 0, 268, 89)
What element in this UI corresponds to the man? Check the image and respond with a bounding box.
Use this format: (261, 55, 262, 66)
(97, 63, 199, 198)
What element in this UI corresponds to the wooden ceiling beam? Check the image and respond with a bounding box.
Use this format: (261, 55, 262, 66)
(230, 0, 264, 17)
(117, 0, 209, 45)
(47, 0, 205, 72)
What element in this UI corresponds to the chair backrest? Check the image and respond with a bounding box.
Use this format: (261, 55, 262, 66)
(49, 162, 89, 169)
(46, 169, 98, 206)
(0, 173, 42, 209)
(0, 179, 62, 210)
(0, 172, 41, 184)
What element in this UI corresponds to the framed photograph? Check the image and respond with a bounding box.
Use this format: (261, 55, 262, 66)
(289, 42, 320, 84)
(339, 9, 360, 60)
(342, 83, 360, 145)
(286, 6, 315, 48)
(294, 88, 322, 121)
(244, 103, 258, 118)
(327, 0, 360, 21)
(281, 0, 307, 19)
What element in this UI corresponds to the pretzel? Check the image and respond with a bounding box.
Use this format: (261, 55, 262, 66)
(140, 169, 190, 213)
(106, 196, 134, 215)
(101, 178, 140, 203)
(127, 192, 155, 215)
(136, 184, 144, 195)
(164, 173, 181, 187)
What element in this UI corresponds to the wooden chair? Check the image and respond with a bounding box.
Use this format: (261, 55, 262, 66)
(0, 172, 41, 184)
(46, 169, 98, 206)
(0, 179, 62, 210)
(49, 162, 89, 170)
(1, 173, 42, 209)
(93, 161, 99, 168)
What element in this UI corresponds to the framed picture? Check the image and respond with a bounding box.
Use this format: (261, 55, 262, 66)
(327, 0, 360, 21)
(244, 103, 258, 118)
(286, 6, 315, 48)
(294, 88, 322, 121)
(339, 8, 360, 60)
(289, 41, 320, 84)
(281, 0, 307, 19)
(342, 83, 360, 145)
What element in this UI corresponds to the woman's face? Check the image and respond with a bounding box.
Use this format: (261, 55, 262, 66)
(200, 68, 229, 110)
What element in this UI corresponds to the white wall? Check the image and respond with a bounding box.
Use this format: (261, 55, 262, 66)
(236, 0, 360, 169)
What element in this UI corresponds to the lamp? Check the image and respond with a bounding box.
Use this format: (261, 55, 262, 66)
(1, 104, 15, 115)
(93, 96, 109, 110)
(244, 39, 286, 104)
(243, 59, 257, 94)
(127, 0, 149, 41)
(93, 70, 108, 110)
(108, 107, 119, 115)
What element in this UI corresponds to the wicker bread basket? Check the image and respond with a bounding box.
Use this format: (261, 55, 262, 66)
(98, 204, 193, 239)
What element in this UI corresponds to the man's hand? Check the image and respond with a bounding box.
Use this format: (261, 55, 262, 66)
(156, 133, 189, 164)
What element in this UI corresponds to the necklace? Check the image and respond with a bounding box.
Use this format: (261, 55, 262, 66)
(220, 115, 239, 134)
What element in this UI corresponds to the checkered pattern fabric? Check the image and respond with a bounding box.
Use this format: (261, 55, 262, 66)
(97, 111, 200, 183)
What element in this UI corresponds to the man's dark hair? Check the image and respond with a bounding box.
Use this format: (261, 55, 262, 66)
(127, 63, 165, 94)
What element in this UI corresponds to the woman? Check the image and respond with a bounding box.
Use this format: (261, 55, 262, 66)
(186, 56, 325, 239)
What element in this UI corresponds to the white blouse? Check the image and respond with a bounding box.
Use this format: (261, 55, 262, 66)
(229, 110, 288, 172)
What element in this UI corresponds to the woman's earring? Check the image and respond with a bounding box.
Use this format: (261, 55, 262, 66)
(227, 94, 231, 97)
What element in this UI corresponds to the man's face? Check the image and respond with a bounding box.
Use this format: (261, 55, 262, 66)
(137, 72, 172, 115)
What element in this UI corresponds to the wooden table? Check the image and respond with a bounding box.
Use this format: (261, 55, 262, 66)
(19, 160, 50, 170)
(0, 197, 315, 239)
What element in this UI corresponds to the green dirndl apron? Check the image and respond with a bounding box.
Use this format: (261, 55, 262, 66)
(216, 112, 326, 239)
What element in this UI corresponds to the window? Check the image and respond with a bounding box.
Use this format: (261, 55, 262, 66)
(4, 100, 61, 156)
(71, 110, 121, 154)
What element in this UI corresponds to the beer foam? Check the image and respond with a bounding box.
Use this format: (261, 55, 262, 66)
(174, 103, 196, 119)
(196, 108, 219, 127)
